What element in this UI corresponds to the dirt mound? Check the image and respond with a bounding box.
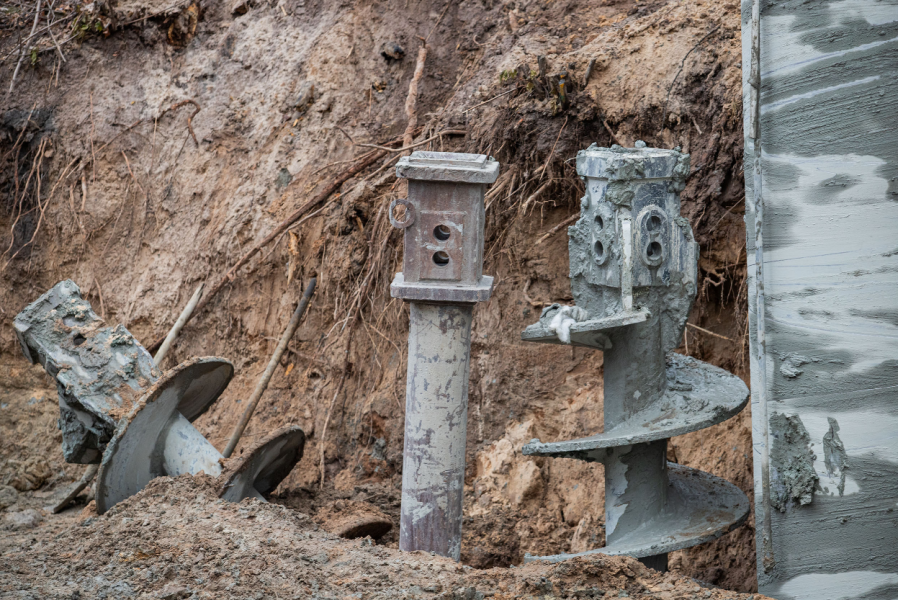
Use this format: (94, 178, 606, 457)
(0, 475, 767, 600)
(1, 0, 753, 591)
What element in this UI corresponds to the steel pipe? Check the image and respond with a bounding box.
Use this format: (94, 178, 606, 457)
(391, 151, 499, 560)
(400, 302, 473, 559)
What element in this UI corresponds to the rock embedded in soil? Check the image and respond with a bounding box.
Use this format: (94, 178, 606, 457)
(3, 457, 53, 491)
(0, 475, 772, 600)
(0, 484, 18, 509)
(3, 508, 43, 530)
(380, 41, 405, 60)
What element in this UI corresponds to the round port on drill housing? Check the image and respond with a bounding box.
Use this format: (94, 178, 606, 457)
(647, 215, 663, 231)
(433, 251, 450, 266)
(646, 241, 663, 264)
(434, 224, 451, 241)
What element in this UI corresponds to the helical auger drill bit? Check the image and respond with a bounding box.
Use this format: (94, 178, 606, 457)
(520, 142, 750, 571)
(14, 280, 305, 513)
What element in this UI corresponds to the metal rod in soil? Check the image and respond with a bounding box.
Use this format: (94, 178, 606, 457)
(222, 277, 316, 458)
(51, 463, 99, 514)
(153, 283, 204, 366)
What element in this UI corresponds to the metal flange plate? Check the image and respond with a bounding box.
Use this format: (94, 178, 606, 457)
(96, 358, 232, 514)
(525, 463, 750, 562)
(520, 308, 651, 350)
(390, 272, 493, 303)
(219, 425, 305, 502)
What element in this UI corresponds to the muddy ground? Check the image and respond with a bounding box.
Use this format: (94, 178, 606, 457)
(1, 476, 769, 600)
(0, 0, 753, 595)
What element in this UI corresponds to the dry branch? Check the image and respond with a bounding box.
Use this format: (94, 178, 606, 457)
(521, 179, 552, 212)
(402, 44, 428, 152)
(319, 206, 392, 488)
(356, 129, 465, 153)
(161, 99, 201, 146)
(535, 212, 578, 245)
(686, 322, 736, 343)
(463, 87, 518, 113)
(6, 0, 41, 99)
(603, 119, 625, 147)
(538, 116, 568, 180)
(661, 25, 721, 125)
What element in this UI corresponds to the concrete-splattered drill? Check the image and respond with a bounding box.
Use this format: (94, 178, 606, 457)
(521, 142, 750, 570)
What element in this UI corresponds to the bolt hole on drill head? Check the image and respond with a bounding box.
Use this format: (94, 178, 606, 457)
(389, 198, 415, 229)
(432, 251, 450, 266)
(433, 224, 451, 241)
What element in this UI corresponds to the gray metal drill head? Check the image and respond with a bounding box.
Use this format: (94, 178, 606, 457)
(14, 280, 305, 514)
(14, 280, 161, 463)
(520, 143, 749, 570)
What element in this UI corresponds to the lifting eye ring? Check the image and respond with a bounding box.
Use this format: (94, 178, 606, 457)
(389, 198, 416, 229)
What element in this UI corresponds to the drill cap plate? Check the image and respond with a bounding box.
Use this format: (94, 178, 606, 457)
(397, 151, 500, 184)
(576, 143, 690, 182)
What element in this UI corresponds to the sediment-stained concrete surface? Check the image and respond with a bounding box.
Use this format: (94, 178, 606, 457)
(742, 0, 898, 597)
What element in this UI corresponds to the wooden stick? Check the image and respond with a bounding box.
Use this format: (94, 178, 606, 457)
(222, 278, 317, 458)
(51, 464, 98, 514)
(93, 275, 106, 321)
(403, 44, 429, 152)
(583, 58, 596, 87)
(145, 150, 386, 353)
(686, 322, 736, 343)
(153, 283, 204, 366)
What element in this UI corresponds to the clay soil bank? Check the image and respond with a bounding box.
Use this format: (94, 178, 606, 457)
(1, 0, 753, 595)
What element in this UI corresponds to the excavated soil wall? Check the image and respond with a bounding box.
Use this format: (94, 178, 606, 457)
(1, 0, 753, 592)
